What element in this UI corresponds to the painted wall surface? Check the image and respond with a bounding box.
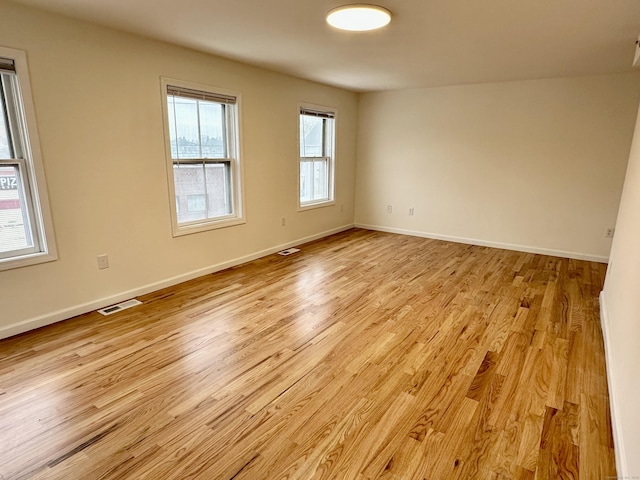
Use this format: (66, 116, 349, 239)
(0, 1, 357, 334)
(602, 104, 640, 477)
(1, 0, 640, 470)
(355, 75, 640, 261)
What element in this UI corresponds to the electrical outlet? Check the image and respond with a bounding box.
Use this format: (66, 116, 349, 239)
(387, 205, 392, 213)
(409, 207, 414, 216)
(281, 217, 286, 227)
(340, 204, 344, 213)
(605, 227, 615, 238)
(97, 254, 109, 269)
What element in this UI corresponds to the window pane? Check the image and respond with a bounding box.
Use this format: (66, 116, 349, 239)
(313, 159, 328, 201)
(167, 95, 228, 161)
(300, 115, 324, 157)
(167, 96, 178, 159)
(0, 165, 34, 255)
(169, 96, 200, 159)
(300, 160, 313, 203)
(173, 162, 231, 224)
(174, 163, 207, 223)
(0, 81, 13, 159)
(205, 162, 231, 217)
(199, 102, 226, 158)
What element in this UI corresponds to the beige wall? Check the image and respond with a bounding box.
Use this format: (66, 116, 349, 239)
(602, 104, 640, 477)
(355, 75, 640, 261)
(0, 1, 358, 337)
(2, 0, 640, 470)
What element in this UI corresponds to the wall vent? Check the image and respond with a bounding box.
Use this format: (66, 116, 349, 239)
(277, 248, 300, 256)
(97, 299, 142, 316)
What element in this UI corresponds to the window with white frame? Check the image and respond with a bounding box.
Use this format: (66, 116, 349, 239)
(162, 80, 243, 235)
(0, 47, 57, 270)
(299, 106, 335, 208)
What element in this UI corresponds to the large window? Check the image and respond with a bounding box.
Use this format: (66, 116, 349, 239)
(299, 105, 335, 208)
(0, 47, 56, 270)
(161, 79, 243, 235)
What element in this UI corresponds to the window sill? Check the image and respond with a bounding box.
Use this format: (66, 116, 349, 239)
(298, 200, 336, 212)
(172, 216, 246, 237)
(0, 250, 58, 272)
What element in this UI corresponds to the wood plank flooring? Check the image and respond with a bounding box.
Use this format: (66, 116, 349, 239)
(0, 229, 615, 479)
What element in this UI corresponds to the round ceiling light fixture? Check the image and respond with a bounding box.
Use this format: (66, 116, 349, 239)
(326, 4, 392, 32)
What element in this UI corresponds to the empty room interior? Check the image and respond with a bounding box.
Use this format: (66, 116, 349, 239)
(1, 0, 640, 478)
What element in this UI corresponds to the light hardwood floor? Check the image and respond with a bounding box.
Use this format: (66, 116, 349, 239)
(0, 229, 615, 479)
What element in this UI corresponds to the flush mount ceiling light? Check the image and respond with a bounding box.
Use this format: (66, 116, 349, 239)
(326, 4, 392, 32)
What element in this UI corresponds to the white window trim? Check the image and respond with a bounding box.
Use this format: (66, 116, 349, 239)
(297, 102, 337, 211)
(160, 77, 245, 236)
(0, 46, 57, 272)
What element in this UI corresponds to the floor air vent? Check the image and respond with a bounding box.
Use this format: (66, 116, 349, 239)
(277, 248, 300, 256)
(97, 299, 142, 316)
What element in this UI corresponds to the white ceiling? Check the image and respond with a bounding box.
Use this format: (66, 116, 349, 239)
(10, 0, 640, 92)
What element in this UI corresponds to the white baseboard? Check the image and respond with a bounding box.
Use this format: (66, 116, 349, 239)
(599, 291, 628, 478)
(354, 223, 609, 263)
(0, 224, 354, 340)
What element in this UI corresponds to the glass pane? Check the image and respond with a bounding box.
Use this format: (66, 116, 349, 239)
(173, 162, 232, 224)
(166, 96, 178, 159)
(0, 79, 12, 159)
(300, 115, 324, 157)
(313, 159, 329, 201)
(205, 162, 232, 217)
(299, 160, 313, 203)
(168, 94, 228, 161)
(199, 102, 226, 158)
(169, 96, 200, 159)
(0, 165, 34, 254)
(173, 163, 207, 223)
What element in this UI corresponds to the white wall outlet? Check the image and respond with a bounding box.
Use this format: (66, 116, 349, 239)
(605, 227, 615, 238)
(281, 217, 286, 227)
(409, 207, 414, 216)
(97, 254, 109, 269)
(387, 205, 392, 213)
